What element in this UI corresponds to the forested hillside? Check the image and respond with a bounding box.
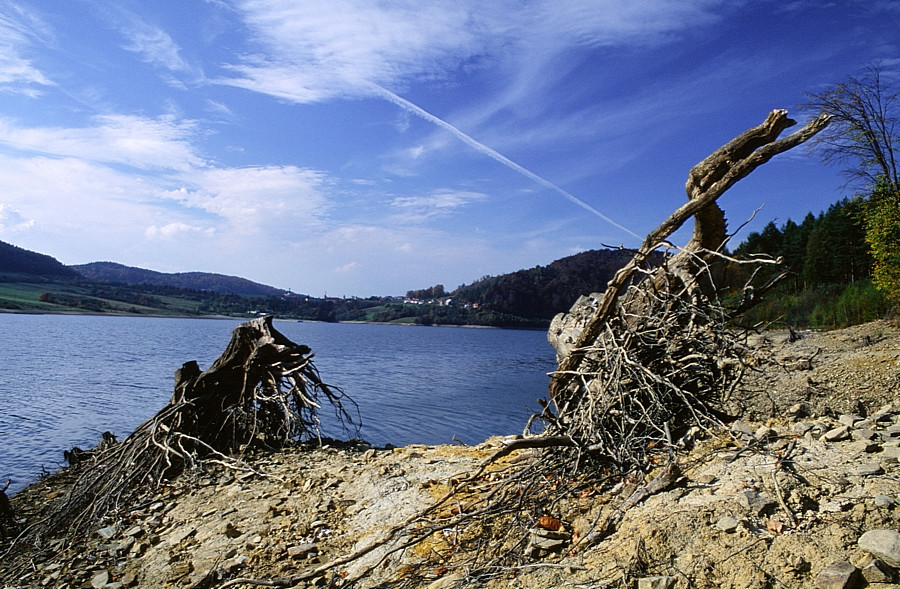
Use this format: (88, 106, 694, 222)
(453, 248, 635, 319)
(0, 241, 79, 278)
(71, 262, 284, 296)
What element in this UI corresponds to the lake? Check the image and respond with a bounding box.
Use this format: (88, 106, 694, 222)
(0, 314, 556, 494)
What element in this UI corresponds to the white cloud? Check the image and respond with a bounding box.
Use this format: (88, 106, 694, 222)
(121, 24, 188, 72)
(0, 4, 53, 93)
(145, 222, 215, 239)
(0, 115, 205, 171)
(390, 189, 488, 222)
(0, 203, 34, 232)
(219, 0, 729, 106)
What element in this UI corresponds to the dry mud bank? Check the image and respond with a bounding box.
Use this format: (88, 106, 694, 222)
(2, 321, 899, 589)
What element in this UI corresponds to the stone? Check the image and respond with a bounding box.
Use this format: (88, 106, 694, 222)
(854, 463, 884, 476)
(851, 428, 880, 442)
(91, 571, 110, 589)
(97, 526, 117, 540)
(793, 421, 816, 435)
(848, 440, 881, 454)
(839, 414, 864, 427)
(881, 446, 900, 463)
(287, 543, 318, 558)
(716, 516, 740, 533)
(858, 529, 900, 567)
(123, 525, 143, 537)
(120, 573, 137, 587)
(731, 420, 755, 437)
(874, 495, 896, 509)
(737, 491, 776, 516)
(755, 426, 778, 441)
(637, 577, 676, 589)
(815, 561, 860, 589)
(861, 559, 896, 583)
(822, 426, 851, 442)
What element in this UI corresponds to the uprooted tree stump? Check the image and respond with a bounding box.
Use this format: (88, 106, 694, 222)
(36, 316, 358, 540)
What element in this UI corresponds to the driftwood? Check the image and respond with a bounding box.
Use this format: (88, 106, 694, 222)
(37, 316, 357, 539)
(541, 110, 831, 471)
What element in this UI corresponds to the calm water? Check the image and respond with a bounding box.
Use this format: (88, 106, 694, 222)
(0, 315, 555, 494)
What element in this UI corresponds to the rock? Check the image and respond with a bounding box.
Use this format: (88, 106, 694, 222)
(839, 414, 863, 427)
(120, 572, 137, 587)
(287, 543, 318, 558)
(637, 576, 676, 589)
(858, 529, 900, 567)
(815, 561, 861, 589)
(851, 428, 879, 441)
(848, 440, 881, 454)
(91, 570, 110, 589)
(881, 446, 900, 463)
(716, 516, 740, 533)
(97, 526, 117, 540)
(123, 525, 143, 537)
(854, 463, 884, 476)
(755, 426, 777, 441)
(822, 426, 851, 442)
(731, 420, 755, 437)
(737, 490, 776, 516)
(886, 424, 900, 437)
(861, 559, 896, 583)
(873, 495, 896, 509)
(793, 421, 816, 435)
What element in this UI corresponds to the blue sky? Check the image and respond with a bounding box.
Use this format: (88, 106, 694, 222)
(0, 1, 897, 297)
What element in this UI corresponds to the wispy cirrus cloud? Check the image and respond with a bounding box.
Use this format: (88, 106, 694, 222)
(0, 115, 205, 171)
(220, 0, 730, 104)
(390, 189, 488, 223)
(0, 3, 53, 94)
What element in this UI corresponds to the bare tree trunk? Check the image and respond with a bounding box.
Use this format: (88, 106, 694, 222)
(548, 110, 831, 400)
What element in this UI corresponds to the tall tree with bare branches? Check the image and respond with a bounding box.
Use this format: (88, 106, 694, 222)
(803, 62, 900, 304)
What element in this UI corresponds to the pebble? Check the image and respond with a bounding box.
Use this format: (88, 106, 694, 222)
(858, 529, 900, 567)
(716, 516, 740, 533)
(637, 576, 676, 589)
(822, 426, 851, 442)
(287, 543, 318, 558)
(97, 526, 117, 540)
(838, 414, 863, 427)
(873, 495, 896, 509)
(815, 561, 860, 589)
(737, 490, 776, 516)
(861, 559, 895, 584)
(854, 463, 884, 476)
(91, 571, 110, 589)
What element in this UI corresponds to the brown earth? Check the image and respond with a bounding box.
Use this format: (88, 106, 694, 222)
(2, 320, 899, 589)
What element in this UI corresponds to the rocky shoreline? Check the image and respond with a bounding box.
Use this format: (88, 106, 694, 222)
(2, 320, 899, 589)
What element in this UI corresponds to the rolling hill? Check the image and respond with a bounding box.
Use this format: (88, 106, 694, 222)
(71, 262, 285, 296)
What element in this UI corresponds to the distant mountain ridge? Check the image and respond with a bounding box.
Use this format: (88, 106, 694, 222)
(71, 262, 285, 296)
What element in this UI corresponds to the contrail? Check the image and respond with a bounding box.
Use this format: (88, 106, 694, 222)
(371, 84, 642, 240)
